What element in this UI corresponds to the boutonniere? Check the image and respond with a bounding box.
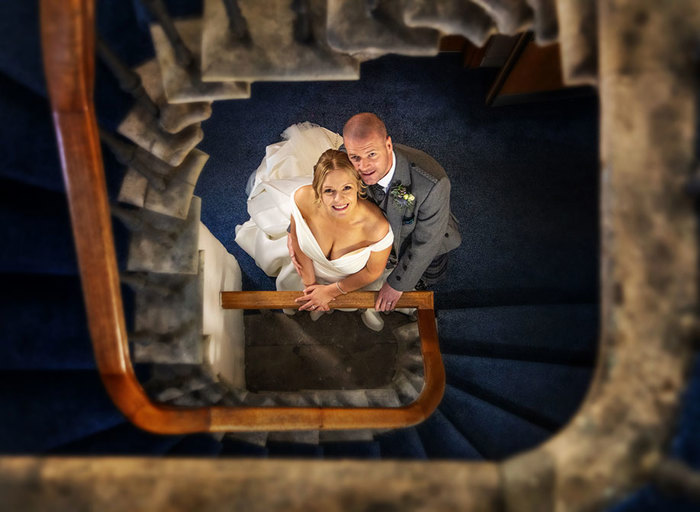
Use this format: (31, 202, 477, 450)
(389, 183, 415, 210)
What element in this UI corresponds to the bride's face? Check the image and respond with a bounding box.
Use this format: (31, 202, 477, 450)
(321, 169, 358, 217)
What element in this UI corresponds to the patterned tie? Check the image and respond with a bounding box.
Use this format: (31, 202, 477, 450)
(369, 184, 386, 206)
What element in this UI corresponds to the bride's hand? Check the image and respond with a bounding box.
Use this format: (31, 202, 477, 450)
(295, 284, 335, 311)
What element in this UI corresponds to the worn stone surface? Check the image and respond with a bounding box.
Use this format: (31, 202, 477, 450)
(150, 18, 251, 103)
(119, 149, 208, 219)
(243, 311, 421, 391)
(525, 0, 558, 44)
(144, 364, 216, 402)
(117, 167, 148, 207)
(246, 343, 397, 391)
(169, 381, 225, 406)
(224, 431, 269, 447)
(134, 58, 213, 134)
(132, 253, 204, 364)
(471, 0, 533, 35)
(118, 102, 203, 166)
(403, 0, 496, 47)
(319, 429, 375, 443)
(142, 149, 207, 219)
(267, 430, 320, 445)
(0, 457, 502, 511)
(554, 0, 598, 85)
(392, 368, 421, 403)
(127, 196, 201, 274)
(327, 0, 441, 58)
(364, 388, 402, 407)
(201, 0, 359, 82)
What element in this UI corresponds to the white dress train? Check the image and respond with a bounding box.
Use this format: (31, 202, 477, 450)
(235, 123, 392, 300)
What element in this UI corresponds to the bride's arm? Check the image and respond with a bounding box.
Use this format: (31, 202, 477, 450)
(295, 246, 391, 311)
(334, 246, 391, 294)
(289, 216, 317, 287)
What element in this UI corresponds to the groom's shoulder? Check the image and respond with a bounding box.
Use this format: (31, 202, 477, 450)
(395, 143, 448, 184)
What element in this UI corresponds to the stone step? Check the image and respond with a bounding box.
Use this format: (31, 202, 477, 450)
(167, 379, 226, 406)
(124, 196, 202, 275)
(118, 148, 209, 220)
(150, 18, 251, 103)
(267, 430, 320, 445)
(130, 254, 205, 364)
(402, 366, 425, 395)
(117, 103, 203, 166)
(403, 0, 496, 48)
(144, 363, 219, 403)
(392, 368, 421, 404)
(133, 58, 213, 134)
(554, 0, 598, 85)
(201, 0, 359, 82)
(364, 388, 402, 408)
(397, 349, 424, 376)
(306, 389, 370, 408)
(526, 0, 558, 44)
(471, 0, 533, 35)
(319, 429, 375, 443)
(224, 431, 269, 447)
(326, 0, 441, 59)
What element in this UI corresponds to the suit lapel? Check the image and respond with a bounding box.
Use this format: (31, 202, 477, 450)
(386, 149, 412, 255)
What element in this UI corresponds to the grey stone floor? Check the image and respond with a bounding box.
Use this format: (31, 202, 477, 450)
(244, 310, 413, 392)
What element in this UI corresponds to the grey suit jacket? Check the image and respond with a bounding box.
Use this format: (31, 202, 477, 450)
(368, 144, 461, 291)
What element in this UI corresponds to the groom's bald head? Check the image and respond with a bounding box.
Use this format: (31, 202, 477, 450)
(342, 113, 393, 186)
(343, 113, 388, 141)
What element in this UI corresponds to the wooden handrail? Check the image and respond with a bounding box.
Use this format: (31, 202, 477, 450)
(40, 0, 444, 434)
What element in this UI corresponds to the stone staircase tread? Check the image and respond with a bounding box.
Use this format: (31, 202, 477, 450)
(306, 389, 371, 408)
(527, 0, 558, 44)
(132, 252, 204, 364)
(201, 0, 360, 82)
(319, 430, 375, 443)
(127, 196, 202, 274)
(145, 362, 218, 402)
(120, 149, 209, 220)
(364, 388, 402, 408)
(392, 369, 421, 404)
(326, 0, 441, 58)
(554, 0, 598, 85)
(471, 0, 533, 35)
(402, 367, 425, 394)
(267, 430, 320, 445)
(403, 0, 496, 47)
(150, 18, 251, 103)
(117, 104, 203, 166)
(134, 58, 213, 134)
(167, 380, 226, 407)
(224, 431, 268, 447)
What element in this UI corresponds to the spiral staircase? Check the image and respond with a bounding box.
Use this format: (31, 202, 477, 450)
(1, 0, 699, 510)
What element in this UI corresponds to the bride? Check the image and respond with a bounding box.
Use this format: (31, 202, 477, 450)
(235, 123, 392, 330)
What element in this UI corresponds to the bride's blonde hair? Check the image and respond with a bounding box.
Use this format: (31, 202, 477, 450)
(312, 149, 367, 204)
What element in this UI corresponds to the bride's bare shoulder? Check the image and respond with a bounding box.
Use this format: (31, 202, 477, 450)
(293, 185, 315, 211)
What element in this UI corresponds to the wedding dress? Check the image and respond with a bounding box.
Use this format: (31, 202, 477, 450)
(235, 123, 392, 329)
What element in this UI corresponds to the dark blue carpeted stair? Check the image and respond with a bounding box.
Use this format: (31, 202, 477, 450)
(0, 3, 698, 511)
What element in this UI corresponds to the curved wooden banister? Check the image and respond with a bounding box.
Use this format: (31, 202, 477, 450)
(40, 0, 444, 434)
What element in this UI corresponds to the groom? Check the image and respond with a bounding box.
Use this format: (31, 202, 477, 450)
(343, 113, 461, 311)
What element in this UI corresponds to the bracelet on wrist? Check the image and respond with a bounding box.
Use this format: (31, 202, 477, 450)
(336, 281, 348, 295)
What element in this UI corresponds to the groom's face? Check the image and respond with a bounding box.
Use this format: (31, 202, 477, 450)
(344, 133, 393, 186)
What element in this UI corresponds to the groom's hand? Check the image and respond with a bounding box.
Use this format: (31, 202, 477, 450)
(375, 282, 402, 312)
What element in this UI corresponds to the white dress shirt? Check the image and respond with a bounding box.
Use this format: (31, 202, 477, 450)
(376, 151, 397, 193)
